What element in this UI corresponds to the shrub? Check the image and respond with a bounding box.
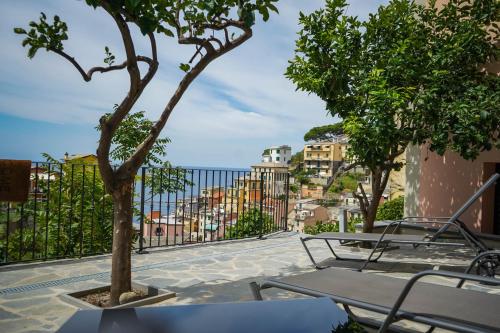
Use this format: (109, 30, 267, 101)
(304, 221, 338, 235)
(329, 173, 364, 193)
(304, 218, 357, 235)
(376, 196, 404, 221)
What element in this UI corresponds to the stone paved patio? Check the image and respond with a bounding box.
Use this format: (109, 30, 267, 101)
(0, 232, 498, 332)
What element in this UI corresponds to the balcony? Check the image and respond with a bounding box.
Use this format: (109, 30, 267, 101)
(0, 163, 289, 264)
(0, 232, 496, 332)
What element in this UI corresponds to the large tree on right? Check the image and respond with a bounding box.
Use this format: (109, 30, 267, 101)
(287, 0, 499, 233)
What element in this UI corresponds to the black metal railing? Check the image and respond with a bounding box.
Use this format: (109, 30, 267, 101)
(0, 162, 290, 265)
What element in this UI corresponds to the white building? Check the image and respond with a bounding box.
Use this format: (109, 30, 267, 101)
(261, 145, 292, 165)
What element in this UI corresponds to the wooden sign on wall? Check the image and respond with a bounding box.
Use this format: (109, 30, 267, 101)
(0, 160, 31, 202)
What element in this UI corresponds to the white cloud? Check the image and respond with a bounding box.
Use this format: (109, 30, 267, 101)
(0, 0, 388, 167)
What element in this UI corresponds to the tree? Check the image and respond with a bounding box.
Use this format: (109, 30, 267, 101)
(286, 0, 499, 233)
(303, 123, 343, 142)
(1, 110, 184, 264)
(293, 169, 315, 186)
(225, 208, 274, 238)
(290, 149, 304, 167)
(15, 0, 279, 305)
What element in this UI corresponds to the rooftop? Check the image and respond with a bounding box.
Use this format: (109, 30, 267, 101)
(251, 162, 289, 169)
(1, 232, 497, 332)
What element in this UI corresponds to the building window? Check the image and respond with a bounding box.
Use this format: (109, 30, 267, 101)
(276, 149, 280, 153)
(276, 156, 280, 161)
(307, 153, 312, 157)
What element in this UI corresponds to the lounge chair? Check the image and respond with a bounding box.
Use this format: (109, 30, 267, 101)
(250, 251, 500, 333)
(301, 173, 500, 270)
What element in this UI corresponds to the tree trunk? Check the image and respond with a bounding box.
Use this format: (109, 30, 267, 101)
(109, 181, 134, 306)
(355, 167, 390, 247)
(362, 205, 378, 233)
(362, 169, 386, 234)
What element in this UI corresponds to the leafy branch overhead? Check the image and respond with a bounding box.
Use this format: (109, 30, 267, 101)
(96, 109, 170, 166)
(15, 1, 279, 77)
(14, 12, 68, 59)
(14, 0, 279, 180)
(104, 46, 115, 66)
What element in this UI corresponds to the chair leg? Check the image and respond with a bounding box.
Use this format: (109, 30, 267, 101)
(249, 282, 264, 301)
(359, 242, 388, 271)
(300, 238, 328, 269)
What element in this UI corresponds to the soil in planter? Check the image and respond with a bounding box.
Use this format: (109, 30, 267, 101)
(79, 289, 147, 308)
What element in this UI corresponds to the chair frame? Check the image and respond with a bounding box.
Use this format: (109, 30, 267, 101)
(301, 173, 499, 271)
(250, 250, 500, 333)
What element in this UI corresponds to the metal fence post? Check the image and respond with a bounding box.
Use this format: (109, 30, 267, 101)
(259, 172, 265, 239)
(136, 167, 148, 254)
(284, 173, 290, 231)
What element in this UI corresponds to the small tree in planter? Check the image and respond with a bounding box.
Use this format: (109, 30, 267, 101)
(14, 0, 279, 306)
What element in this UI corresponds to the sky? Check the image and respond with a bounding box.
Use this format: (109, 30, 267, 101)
(0, 0, 387, 168)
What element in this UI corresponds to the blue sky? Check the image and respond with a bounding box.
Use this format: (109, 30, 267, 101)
(0, 0, 387, 168)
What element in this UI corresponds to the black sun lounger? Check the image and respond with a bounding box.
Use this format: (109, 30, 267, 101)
(301, 173, 500, 270)
(250, 251, 500, 333)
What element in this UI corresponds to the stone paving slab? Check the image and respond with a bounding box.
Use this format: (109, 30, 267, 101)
(0, 232, 497, 332)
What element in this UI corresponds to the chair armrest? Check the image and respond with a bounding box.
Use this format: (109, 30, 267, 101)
(405, 216, 451, 222)
(378, 269, 500, 332)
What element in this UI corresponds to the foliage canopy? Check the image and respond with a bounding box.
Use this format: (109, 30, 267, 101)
(286, 0, 499, 232)
(304, 123, 343, 142)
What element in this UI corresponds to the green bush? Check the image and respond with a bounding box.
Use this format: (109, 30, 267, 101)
(348, 217, 362, 232)
(376, 196, 404, 221)
(329, 173, 364, 193)
(224, 208, 275, 239)
(304, 218, 357, 235)
(304, 221, 338, 235)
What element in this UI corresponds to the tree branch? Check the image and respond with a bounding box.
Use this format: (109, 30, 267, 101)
(96, 3, 148, 186)
(356, 182, 370, 208)
(49, 48, 128, 82)
(118, 26, 253, 177)
(102, 3, 141, 91)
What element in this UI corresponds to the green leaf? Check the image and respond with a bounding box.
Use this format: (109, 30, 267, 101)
(125, 0, 140, 10)
(179, 63, 191, 72)
(13, 27, 27, 34)
(27, 46, 38, 59)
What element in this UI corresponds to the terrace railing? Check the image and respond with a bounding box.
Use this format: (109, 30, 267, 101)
(0, 162, 289, 265)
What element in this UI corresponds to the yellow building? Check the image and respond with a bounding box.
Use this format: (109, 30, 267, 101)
(64, 153, 98, 165)
(303, 142, 345, 178)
